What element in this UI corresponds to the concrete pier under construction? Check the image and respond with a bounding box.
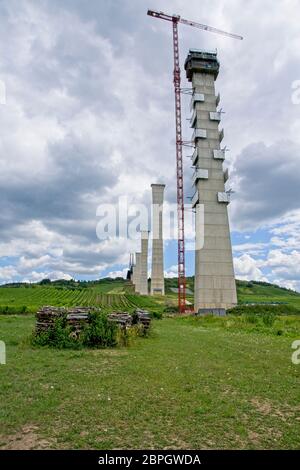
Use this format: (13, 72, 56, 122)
(151, 184, 165, 295)
(140, 231, 149, 295)
(134, 252, 141, 294)
(185, 49, 237, 312)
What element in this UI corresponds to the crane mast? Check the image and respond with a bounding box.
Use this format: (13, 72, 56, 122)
(172, 18, 186, 314)
(147, 9, 242, 313)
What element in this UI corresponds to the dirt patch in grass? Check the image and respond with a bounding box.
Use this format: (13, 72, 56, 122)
(250, 397, 298, 422)
(164, 435, 193, 450)
(251, 397, 273, 415)
(0, 424, 55, 450)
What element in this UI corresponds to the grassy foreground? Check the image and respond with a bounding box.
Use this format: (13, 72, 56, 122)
(0, 314, 300, 449)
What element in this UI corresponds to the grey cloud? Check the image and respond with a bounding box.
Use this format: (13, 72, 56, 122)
(0, 133, 117, 235)
(0, 0, 300, 283)
(231, 140, 300, 229)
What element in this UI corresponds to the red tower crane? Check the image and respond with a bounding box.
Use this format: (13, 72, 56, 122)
(147, 9, 242, 313)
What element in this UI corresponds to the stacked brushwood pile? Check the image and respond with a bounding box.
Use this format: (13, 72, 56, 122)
(35, 306, 152, 336)
(107, 312, 133, 328)
(135, 309, 152, 332)
(66, 309, 92, 338)
(35, 306, 65, 335)
(108, 309, 152, 333)
(35, 306, 97, 336)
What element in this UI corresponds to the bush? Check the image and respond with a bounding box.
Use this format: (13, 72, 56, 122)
(151, 310, 163, 319)
(33, 317, 80, 349)
(0, 305, 28, 315)
(163, 306, 179, 314)
(33, 312, 118, 349)
(116, 325, 136, 347)
(39, 278, 51, 285)
(33, 311, 150, 350)
(262, 312, 276, 327)
(83, 312, 118, 348)
(244, 313, 259, 324)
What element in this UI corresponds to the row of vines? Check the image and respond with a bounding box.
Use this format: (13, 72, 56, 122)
(0, 287, 140, 313)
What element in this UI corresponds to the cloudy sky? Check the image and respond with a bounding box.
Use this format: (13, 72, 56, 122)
(0, 0, 300, 290)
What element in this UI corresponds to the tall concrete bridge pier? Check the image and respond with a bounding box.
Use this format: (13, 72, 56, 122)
(134, 252, 141, 294)
(151, 183, 165, 295)
(140, 230, 149, 295)
(185, 49, 237, 313)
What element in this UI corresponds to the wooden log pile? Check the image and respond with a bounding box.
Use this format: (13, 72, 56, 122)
(135, 309, 152, 332)
(107, 312, 133, 328)
(107, 309, 152, 332)
(35, 306, 97, 336)
(35, 306, 66, 335)
(35, 306, 152, 336)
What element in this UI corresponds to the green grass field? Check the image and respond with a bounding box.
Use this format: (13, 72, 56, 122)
(0, 314, 299, 449)
(0, 278, 300, 449)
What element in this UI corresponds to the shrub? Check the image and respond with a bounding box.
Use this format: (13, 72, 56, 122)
(163, 306, 179, 314)
(116, 326, 134, 347)
(32, 311, 149, 349)
(39, 278, 51, 285)
(151, 310, 163, 319)
(83, 312, 118, 348)
(262, 312, 276, 327)
(244, 313, 259, 324)
(0, 305, 28, 315)
(33, 317, 80, 349)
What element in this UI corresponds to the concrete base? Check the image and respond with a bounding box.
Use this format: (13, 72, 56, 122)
(196, 308, 226, 317)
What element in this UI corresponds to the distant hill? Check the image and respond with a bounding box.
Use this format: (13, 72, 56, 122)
(1, 277, 300, 312)
(165, 277, 300, 309)
(235, 279, 300, 307)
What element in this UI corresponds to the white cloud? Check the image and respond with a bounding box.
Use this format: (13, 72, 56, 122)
(106, 269, 128, 279)
(0, 266, 18, 283)
(233, 242, 268, 256)
(234, 254, 266, 281)
(164, 265, 178, 278)
(22, 271, 73, 283)
(273, 278, 300, 292)
(265, 249, 300, 279)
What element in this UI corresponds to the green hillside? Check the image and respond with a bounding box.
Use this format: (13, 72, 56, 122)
(0, 277, 300, 313)
(236, 280, 300, 307)
(165, 277, 300, 310)
(0, 278, 167, 314)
